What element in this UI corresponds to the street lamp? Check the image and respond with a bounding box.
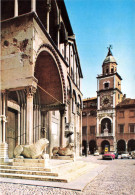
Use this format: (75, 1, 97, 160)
(86, 111, 90, 156)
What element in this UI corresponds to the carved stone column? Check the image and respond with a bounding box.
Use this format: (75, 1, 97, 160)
(56, 23, 61, 49)
(48, 111, 52, 157)
(60, 110, 65, 148)
(0, 92, 9, 163)
(31, 0, 36, 12)
(14, 0, 18, 17)
(45, 0, 51, 33)
(25, 86, 36, 145)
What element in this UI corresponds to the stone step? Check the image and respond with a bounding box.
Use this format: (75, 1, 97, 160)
(0, 165, 51, 172)
(52, 160, 86, 173)
(0, 161, 99, 183)
(65, 163, 99, 182)
(0, 172, 68, 183)
(0, 168, 58, 177)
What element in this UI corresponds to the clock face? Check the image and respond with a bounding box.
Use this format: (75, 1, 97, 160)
(103, 98, 109, 105)
(101, 95, 112, 107)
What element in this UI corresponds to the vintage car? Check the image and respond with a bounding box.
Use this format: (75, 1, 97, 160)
(102, 152, 115, 160)
(121, 152, 130, 159)
(94, 150, 99, 156)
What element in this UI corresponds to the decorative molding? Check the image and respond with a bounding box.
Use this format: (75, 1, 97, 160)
(25, 86, 36, 97)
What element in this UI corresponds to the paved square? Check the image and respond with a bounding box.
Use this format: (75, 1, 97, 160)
(0, 156, 135, 195)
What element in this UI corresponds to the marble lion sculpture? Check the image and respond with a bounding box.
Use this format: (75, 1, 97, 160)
(14, 138, 49, 159)
(52, 143, 74, 157)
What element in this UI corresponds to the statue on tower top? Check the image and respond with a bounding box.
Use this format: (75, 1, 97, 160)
(107, 45, 113, 56)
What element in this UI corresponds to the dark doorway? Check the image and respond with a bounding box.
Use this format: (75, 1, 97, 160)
(82, 140, 87, 155)
(89, 140, 96, 154)
(117, 140, 126, 154)
(101, 140, 110, 154)
(128, 139, 135, 152)
(7, 108, 18, 159)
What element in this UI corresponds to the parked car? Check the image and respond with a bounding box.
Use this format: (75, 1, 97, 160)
(131, 151, 135, 159)
(102, 152, 115, 160)
(94, 150, 99, 156)
(121, 152, 130, 159)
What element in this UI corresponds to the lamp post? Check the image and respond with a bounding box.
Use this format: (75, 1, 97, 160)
(86, 111, 90, 156)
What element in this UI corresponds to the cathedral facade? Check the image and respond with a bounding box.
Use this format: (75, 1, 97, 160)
(0, 0, 83, 161)
(82, 47, 135, 154)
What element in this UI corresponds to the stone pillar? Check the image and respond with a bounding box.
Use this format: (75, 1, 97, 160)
(31, 0, 36, 12)
(0, 92, 9, 163)
(0, 93, 2, 143)
(113, 111, 116, 136)
(18, 111, 21, 145)
(48, 111, 52, 157)
(56, 24, 60, 49)
(38, 106, 41, 140)
(97, 117, 100, 136)
(25, 86, 36, 145)
(33, 105, 36, 143)
(80, 112, 82, 156)
(126, 142, 128, 152)
(60, 110, 65, 148)
(14, 0, 18, 17)
(46, 1, 51, 33)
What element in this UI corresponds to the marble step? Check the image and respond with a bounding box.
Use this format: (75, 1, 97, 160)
(0, 168, 58, 177)
(0, 165, 51, 172)
(65, 163, 99, 182)
(0, 172, 68, 183)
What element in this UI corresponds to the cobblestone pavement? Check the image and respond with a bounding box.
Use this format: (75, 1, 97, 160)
(0, 156, 135, 195)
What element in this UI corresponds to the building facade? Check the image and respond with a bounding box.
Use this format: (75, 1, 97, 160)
(82, 47, 135, 154)
(0, 0, 83, 161)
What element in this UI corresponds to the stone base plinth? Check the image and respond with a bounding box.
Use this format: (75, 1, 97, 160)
(51, 156, 73, 160)
(0, 143, 9, 163)
(13, 156, 50, 168)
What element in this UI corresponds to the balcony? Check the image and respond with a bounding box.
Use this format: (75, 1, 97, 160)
(96, 133, 114, 137)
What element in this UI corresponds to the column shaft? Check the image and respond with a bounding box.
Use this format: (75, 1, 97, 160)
(14, 0, 18, 17)
(31, 0, 36, 12)
(48, 111, 52, 157)
(26, 87, 36, 145)
(60, 111, 65, 148)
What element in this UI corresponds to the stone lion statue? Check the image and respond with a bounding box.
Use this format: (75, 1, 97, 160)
(14, 138, 49, 159)
(52, 143, 74, 157)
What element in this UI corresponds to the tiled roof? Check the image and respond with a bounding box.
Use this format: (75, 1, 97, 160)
(83, 97, 97, 102)
(116, 98, 135, 108)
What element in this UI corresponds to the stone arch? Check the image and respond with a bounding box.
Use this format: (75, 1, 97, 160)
(99, 116, 112, 124)
(89, 140, 96, 154)
(101, 140, 110, 154)
(117, 139, 126, 154)
(101, 118, 112, 134)
(128, 139, 135, 152)
(36, 44, 66, 104)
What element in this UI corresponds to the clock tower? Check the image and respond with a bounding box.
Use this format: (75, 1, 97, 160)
(96, 46, 123, 153)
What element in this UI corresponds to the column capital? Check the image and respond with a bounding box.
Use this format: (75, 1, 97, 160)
(46, 0, 51, 12)
(25, 86, 36, 97)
